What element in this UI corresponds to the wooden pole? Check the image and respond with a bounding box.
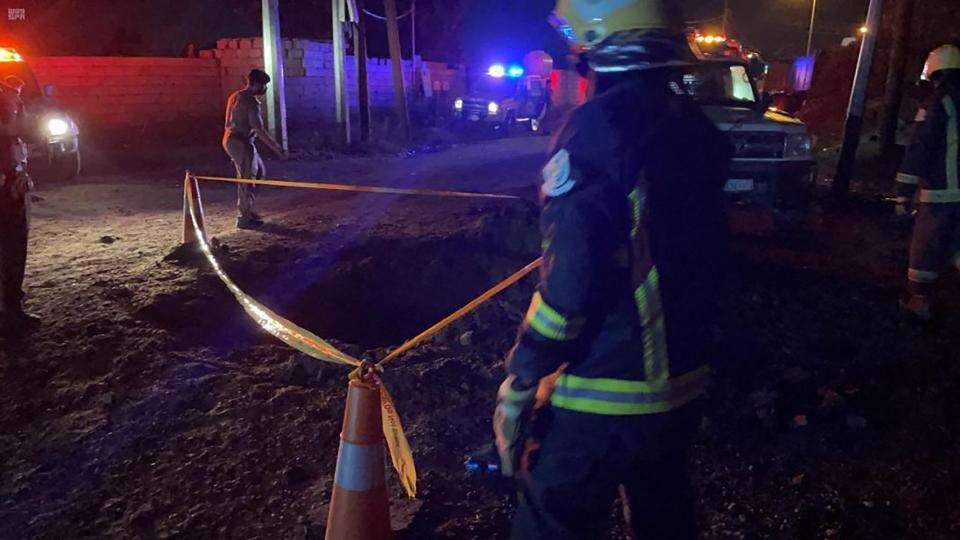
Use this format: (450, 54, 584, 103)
(384, 0, 411, 142)
(879, 0, 915, 153)
(355, 0, 371, 142)
(332, 0, 351, 143)
(411, 0, 419, 95)
(261, 0, 288, 151)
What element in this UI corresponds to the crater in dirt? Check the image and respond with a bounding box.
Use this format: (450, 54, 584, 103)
(283, 237, 535, 347)
(145, 209, 540, 350)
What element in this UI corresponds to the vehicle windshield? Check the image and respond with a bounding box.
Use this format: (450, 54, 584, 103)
(469, 76, 519, 100)
(0, 62, 41, 101)
(681, 63, 756, 107)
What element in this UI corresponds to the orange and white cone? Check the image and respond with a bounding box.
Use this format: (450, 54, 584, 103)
(325, 377, 392, 540)
(182, 172, 208, 246)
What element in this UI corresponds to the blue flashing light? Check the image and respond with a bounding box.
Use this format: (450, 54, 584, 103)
(488, 64, 506, 78)
(507, 64, 525, 78)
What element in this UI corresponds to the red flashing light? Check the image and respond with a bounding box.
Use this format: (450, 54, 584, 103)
(0, 48, 24, 62)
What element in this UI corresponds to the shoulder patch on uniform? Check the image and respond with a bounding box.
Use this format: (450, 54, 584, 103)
(541, 149, 575, 197)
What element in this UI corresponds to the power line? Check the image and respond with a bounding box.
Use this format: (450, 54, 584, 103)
(362, 7, 412, 20)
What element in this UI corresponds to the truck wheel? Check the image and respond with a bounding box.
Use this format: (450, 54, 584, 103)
(50, 151, 81, 182)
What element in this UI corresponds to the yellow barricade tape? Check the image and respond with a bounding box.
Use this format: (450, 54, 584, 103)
(379, 377, 417, 497)
(183, 173, 541, 499)
(193, 174, 521, 200)
(378, 257, 543, 367)
(185, 180, 360, 368)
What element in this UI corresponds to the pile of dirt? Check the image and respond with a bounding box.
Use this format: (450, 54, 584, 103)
(5, 177, 960, 539)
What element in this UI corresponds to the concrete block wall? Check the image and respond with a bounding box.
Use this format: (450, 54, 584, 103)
(30, 56, 222, 129)
(26, 39, 469, 132)
(212, 38, 464, 124)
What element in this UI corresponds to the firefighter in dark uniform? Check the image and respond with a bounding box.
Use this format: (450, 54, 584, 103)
(0, 74, 38, 336)
(896, 44, 960, 320)
(492, 1, 731, 538)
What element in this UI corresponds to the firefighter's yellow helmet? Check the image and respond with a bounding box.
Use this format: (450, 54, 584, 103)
(550, 0, 691, 72)
(552, 0, 685, 49)
(922, 44, 960, 81)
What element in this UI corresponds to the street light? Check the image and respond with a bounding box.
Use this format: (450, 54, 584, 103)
(859, 25, 869, 34)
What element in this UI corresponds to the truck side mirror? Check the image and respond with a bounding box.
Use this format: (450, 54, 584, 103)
(747, 58, 765, 80)
(43, 84, 54, 98)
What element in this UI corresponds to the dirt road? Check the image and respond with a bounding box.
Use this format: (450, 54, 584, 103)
(2, 134, 960, 539)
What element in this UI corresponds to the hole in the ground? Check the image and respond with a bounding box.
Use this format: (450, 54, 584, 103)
(281, 237, 535, 347)
(148, 207, 541, 350)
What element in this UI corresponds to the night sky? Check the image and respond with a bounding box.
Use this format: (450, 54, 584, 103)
(0, 0, 881, 62)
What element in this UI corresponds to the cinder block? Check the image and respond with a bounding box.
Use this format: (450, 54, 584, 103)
(252, 37, 263, 49)
(239, 39, 251, 49)
(199, 50, 214, 59)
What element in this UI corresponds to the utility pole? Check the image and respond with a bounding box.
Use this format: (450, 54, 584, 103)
(411, 0, 419, 96)
(384, 0, 411, 142)
(262, 0, 288, 152)
(354, 0, 371, 142)
(331, 0, 350, 143)
(879, 0, 915, 153)
(805, 0, 818, 56)
(832, 0, 884, 198)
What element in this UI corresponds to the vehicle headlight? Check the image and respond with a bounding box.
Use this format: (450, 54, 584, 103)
(784, 133, 812, 158)
(487, 102, 499, 115)
(47, 117, 70, 137)
(454, 98, 463, 111)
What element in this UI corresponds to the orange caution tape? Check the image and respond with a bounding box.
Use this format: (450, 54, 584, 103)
(193, 174, 521, 200)
(185, 178, 361, 367)
(378, 378, 417, 497)
(183, 173, 541, 500)
(378, 257, 543, 367)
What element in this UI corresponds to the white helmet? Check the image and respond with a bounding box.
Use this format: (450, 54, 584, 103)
(921, 44, 960, 81)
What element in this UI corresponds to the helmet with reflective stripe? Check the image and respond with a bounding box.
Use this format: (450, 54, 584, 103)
(551, 0, 694, 72)
(922, 44, 960, 81)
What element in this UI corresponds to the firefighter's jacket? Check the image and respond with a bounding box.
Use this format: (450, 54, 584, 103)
(897, 89, 960, 204)
(506, 76, 731, 416)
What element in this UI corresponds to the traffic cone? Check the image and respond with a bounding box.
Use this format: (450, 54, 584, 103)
(181, 172, 207, 246)
(325, 377, 392, 540)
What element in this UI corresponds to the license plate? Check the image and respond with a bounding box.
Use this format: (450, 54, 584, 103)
(469, 114, 480, 122)
(724, 179, 755, 192)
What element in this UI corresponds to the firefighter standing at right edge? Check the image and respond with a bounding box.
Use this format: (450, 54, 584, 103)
(493, 1, 731, 538)
(0, 74, 38, 337)
(896, 44, 960, 320)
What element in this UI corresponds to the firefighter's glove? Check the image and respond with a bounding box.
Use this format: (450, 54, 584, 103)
(493, 375, 538, 478)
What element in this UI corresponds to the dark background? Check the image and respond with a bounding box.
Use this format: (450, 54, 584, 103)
(0, 0, 875, 62)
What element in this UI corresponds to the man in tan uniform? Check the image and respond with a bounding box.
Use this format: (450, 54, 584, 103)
(0, 75, 38, 336)
(223, 69, 285, 229)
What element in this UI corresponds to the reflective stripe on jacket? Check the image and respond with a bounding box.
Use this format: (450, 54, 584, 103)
(506, 75, 731, 416)
(897, 92, 960, 204)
